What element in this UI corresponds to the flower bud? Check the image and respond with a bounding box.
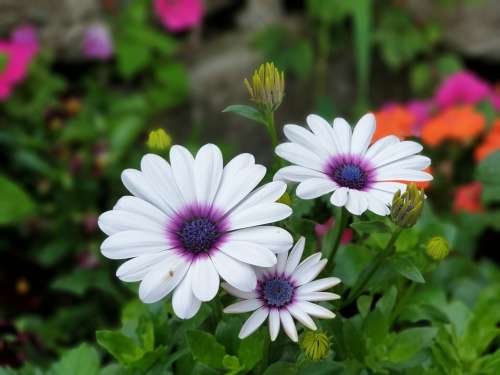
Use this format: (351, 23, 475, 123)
(277, 191, 292, 206)
(426, 236, 449, 260)
(390, 183, 424, 228)
(300, 330, 331, 361)
(147, 129, 172, 151)
(244, 62, 285, 112)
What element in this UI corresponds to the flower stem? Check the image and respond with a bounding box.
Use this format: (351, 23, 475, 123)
(323, 207, 349, 274)
(343, 227, 402, 307)
(265, 111, 279, 150)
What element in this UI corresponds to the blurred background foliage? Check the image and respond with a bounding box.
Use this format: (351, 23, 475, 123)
(1, 0, 500, 374)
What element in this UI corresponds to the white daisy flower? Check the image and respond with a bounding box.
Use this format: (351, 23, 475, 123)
(223, 237, 341, 342)
(274, 113, 433, 216)
(98, 144, 293, 319)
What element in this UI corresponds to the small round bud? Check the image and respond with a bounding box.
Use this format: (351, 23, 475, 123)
(426, 236, 449, 260)
(390, 183, 425, 228)
(300, 330, 331, 361)
(147, 128, 172, 151)
(244, 62, 285, 112)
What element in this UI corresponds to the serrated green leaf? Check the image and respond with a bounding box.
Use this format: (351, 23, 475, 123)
(222, 105, 267, 125)
(387, 327, 437, 363)
(0, 175, 35, 225)
(357, 295, 372, 318)
(96, 330, 144, 365)
(389, 257, 425, 283)
(238, 328, 267, 371)
(49, 343, 100, 375)
(186, 330, 226, 369)
(262, 362, 297, 375)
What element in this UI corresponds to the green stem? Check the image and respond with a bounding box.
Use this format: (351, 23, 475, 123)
(323, 208, 349, 274)
(343, 227, 402, 307)
(265, 111, 279, 149)
(389, 282, 415, 327)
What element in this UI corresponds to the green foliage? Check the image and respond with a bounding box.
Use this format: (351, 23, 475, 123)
(476, 151, 500, 204)
(222, 105, 267, 126)
(0, 174, 35, 225)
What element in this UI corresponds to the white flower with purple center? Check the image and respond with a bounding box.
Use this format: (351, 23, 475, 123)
(98, 144, 293, 319)
(223, 237, 341, 342)
(274, 113, 433, 216)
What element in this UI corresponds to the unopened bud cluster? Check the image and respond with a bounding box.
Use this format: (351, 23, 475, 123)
(244, 62, 285, 112)
(147, 128, 172, 151)
(300, 330, 331, 361)
(390, 183, 424, 228)
(426, 236, 449, 260)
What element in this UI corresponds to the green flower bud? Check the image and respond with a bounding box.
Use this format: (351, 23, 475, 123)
(300, 330, 331, 361)
(390, 183, 425, 228)
(147, 128, 172, 151)
(426, 236, 449, 260)
(244, 62, 285, 112)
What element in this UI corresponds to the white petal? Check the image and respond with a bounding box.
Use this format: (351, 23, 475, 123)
(172, 267, 202, 319)
(228, 226, 293, 253)
(375, 169, 433, 182)
(228, 203, 292, 231)
(295, 253, 322, 272)
(239, 307, 269, 339)
(283, 124, 331, 159)
(285, 237, 305, 275)
(116, 252, 173, 282)
(101, 231, 170, 259)
(296, 277, 342, 294)
(369, 141, 423, 168)
(296, 291, 341, 302)
(140, 154, 184, 212)
(273, 166, 327, 183)
(276, 252, 288, 274)
(296, 178, 337, 199)
(365, 135, 400, 160)
(295, 301, 335, 319)
(293, 259, 327, 286)
(351, 113, 375, 155)
(370, 182, 408, 194)
(345, 190, 368, 215)
(330, 187, 348, 207)
(113, 196, 167, 225)
(98, 210, 165, 236)
(366, 194, 390, 216)
(194, 144, 223, 204)
(268, 309, 280, 341)
(170, 145, 197, 204)
(368, 189, 395, 205)
(332, 117, 352, 154)
(279, 309, 298, 342)
(219, 241, 277, 267)
(375, 155, 431, 173)
(224, 299, 262, 314)
(191, 258, 220, 302)
(287, 304, 317, 330)
(234, 181, 286, 213)
(121, 169, 172, 216)
(139, 256, 189, 303)
(211, 251, 257, 292)
(213, 165, 266, 214)
(306, 114, 337, 153)
(275, 142, 324, 171)
(221, 282, 258, 299)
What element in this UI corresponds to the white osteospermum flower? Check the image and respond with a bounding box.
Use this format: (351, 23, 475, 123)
(223, 237, 341, 342)
(274, 113, 433, 216)
(98, 144, 293, 319)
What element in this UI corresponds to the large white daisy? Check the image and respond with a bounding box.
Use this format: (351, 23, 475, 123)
(98, 144, 293, 319)
(223, 237, 341, 342)
(274, 113, 433, 216)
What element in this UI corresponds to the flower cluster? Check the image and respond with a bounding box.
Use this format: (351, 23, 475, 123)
(99, 112, 431, 341)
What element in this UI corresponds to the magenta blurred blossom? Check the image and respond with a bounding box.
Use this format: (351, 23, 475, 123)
(435, 71, 491, 108)
(82, 24, 113, 60)
(406, 100, 433, 136)
(314, 217, 353, 245)
(77, 250, 100, 269)
(0, 25, 39, 101)
(154, 0, 203, 32)
(490, 86, 500, 111)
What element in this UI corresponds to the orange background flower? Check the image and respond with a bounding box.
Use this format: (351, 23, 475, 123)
(453, 181, 483, 213)
(374, 105, 415, 141)
(474, 119, 500, 161)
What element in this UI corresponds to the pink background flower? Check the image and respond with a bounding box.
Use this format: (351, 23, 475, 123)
(154, 0, 203, 32)
(435, 71, 491, 109)
(82, 24, 114, 60)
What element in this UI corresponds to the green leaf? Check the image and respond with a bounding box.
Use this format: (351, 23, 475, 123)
(262, 362, 298, 375)
(51, 269, 112, 296)
(389, 256, 425, 283)
(49, 343, 100, 375)
(96, 330, 144, 365)
(350, 220, 391, 234)
(387, 327, 438, 363)
(0, 175, 35, 225)
(223, 355, 242, 372)
(186, 330, 226, 369)
(222, 105, 267, 125)
(238, 328, 267, 371)
(363, 308, 389, 346)
(376, 285, 397, 316)
(356, 295, 372, 318)
(476, 151, 500, 203)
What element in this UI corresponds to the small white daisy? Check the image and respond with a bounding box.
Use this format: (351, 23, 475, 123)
(274, 113, 433, 216)
(98, 144, 293, 319)
(223, 237, 341, 342)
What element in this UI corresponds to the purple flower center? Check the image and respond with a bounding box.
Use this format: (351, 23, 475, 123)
(177, 217, 220, 255)
(260, 277, 294, 308)
(325, 155, 373, 190)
